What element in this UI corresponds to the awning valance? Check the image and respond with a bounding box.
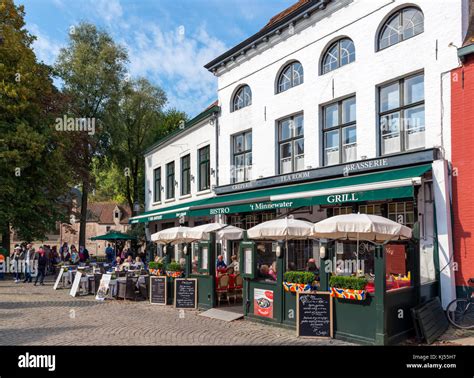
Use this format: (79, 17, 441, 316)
(129, 164, 431, 224)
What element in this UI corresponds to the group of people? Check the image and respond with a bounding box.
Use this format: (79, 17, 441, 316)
(216, 255, 239, 274)
(59, 242, 90, 264)
(111, 255, 145, 272)
(10, 243, 52, 286)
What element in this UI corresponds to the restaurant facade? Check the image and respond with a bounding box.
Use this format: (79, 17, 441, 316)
(130, 0, 470, 344)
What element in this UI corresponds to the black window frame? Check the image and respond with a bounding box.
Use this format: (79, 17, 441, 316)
(377, 7, 424, 51)
(232, 130, 252, 183)
(166, 161, 175, 200)
(277, 61, 304, 94)
(198, 145, 210, 191)
(153, 167, 161, 203)
(322, 96, 357, 166)
(378, 73, 425, 156)
(232, 85, 252, 112)
(277, 113, 304, 174)
(180, 154, 191, 196)
(321, 38, 356, 75)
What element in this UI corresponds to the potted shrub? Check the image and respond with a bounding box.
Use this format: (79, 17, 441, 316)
(329, 276, 368, 301)
(165, 261, 183, 278)
(283, 271, 317, 293)
(148, 261, 164, 276)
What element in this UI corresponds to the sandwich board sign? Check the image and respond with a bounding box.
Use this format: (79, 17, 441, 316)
(53, 269, 64, 290)
(69, 271, 82, 297)
(96, 274, 112, 301)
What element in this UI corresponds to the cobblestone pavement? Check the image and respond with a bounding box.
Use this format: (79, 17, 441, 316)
(0, 276, 352, 346)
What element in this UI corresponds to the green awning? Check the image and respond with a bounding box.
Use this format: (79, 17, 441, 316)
(90, 231, 137, 241)
(130, 164, 431, 224)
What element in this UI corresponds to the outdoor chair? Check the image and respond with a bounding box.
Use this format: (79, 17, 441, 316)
(216, 274, 230, 306)
(124, 276, 139, 301)
(231, 274, 243, 303)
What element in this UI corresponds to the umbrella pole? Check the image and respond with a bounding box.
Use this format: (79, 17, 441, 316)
(356, 232, 359, 276)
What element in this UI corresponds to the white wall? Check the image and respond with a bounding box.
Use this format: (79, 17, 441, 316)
(215, 0, 464, 185)
(144, 118, 216, 213)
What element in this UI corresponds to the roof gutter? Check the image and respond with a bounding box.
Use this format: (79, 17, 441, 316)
(204, 0, 332, 72)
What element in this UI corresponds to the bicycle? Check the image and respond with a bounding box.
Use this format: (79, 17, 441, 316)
(446, 278, 474, 329)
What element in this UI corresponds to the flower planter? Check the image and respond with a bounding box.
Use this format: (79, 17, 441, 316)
(330, 287, 366, 301)
(283, 282, 313, 293)
(166, 270, 183, 278)
(149, 269, 163, 276)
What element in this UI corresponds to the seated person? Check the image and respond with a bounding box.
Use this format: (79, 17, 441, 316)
(306, 258, 319, 273)
(268, 262, 277, 280)
(120, 255, 133, 270)
(216, 255, 227, 270)
(227, 255, 239, 272)
(258, 264, 275, 281)
(133, 256, 145, 269)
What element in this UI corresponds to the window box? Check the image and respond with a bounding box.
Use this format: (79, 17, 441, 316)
(330, 287, 367, 301)
(282, 282, 314, 293)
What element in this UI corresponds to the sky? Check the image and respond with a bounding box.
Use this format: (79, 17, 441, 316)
(18, 0, 295, 118)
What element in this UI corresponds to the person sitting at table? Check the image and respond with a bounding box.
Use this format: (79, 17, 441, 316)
(133, 256, 145, 269)
(258, 264, 274, 281)
(268, 261, 277, 281)
(306, 258, 318, 273)
(120, 255, 133, 271)
(216, 255, 227, 270)
(112, 256, 121, 269)
(227, 255, 239, 272)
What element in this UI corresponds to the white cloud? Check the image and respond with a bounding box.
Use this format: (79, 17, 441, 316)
(28, 24, 63, 65)
(127, 23, 226, 116)
(92, 0, 123, 24)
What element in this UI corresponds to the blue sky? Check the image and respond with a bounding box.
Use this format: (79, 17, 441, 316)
(18, 0, 294, 118)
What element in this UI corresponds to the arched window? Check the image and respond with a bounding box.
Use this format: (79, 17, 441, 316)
(277, 61, 304, 93)
(378, 7, 424, 50)
(232, 85, 252, 111)
(321, 38, 355, 74)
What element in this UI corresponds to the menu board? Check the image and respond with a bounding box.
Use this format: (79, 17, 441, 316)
(201, 247, 208, 270)
(150, 276, 167, 305)
(95, 274, 112, 301)
(296, 291, 333, 338)
(244, 248, 252, 275)
(69, 271, 82, 297)
(53, 269, 64, 290)
(174, 278, 197, 309)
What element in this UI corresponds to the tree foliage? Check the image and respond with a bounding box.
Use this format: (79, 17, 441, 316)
(0, 0, 72, 244)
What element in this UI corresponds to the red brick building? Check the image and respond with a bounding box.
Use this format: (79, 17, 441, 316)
(452, 7, 474, 296)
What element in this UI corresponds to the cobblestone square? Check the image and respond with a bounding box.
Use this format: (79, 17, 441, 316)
(0, 277, 351, 346)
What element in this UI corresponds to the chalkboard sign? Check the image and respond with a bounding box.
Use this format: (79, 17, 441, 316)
(174, 278, 197, 309)
(150, 276, 167, 305)
(296, 291, 333, 338)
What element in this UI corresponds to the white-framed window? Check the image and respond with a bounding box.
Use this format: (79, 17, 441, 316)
(378, 7, 424, 50)
(278, 114, 304, 174)
(321, 38, 355, 74)
(277, 61, 304, 93)
(232, 85, 252, 112)
(232, 130, 252, 183)
(323, 97, 357, 166)
(379, 73, 425, 155)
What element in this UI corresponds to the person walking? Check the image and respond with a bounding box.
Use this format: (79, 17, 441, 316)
(23, 244, 34, 283)
(11, 245, 23, 283)
(34, 248, 48, 286)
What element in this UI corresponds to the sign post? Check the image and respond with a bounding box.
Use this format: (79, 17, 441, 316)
(96, 273, 112, 301)
(296, 291, 333, 338)
(53, 269, 64, 290)
(69, 271, 82, 297)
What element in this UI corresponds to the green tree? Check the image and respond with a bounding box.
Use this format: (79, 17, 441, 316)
(55, 22, 128, 248)
(106, 78, 186, 214)
(0, 0, 71, 249)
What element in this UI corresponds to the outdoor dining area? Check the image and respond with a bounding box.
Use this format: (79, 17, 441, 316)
(53, 210, 434, 345)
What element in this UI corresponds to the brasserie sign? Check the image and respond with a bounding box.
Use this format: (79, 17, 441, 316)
(214, 149, 436, 195)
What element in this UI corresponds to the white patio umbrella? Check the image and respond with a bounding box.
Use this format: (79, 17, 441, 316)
(150, 226, 195, 245)
(184, 222, 244, 241)
(311, 213, 412, 273)
(311, 214, 412, 242)
(247, 217, 314, 241)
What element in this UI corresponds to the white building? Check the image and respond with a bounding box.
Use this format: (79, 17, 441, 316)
(130, 0, 470, 341)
